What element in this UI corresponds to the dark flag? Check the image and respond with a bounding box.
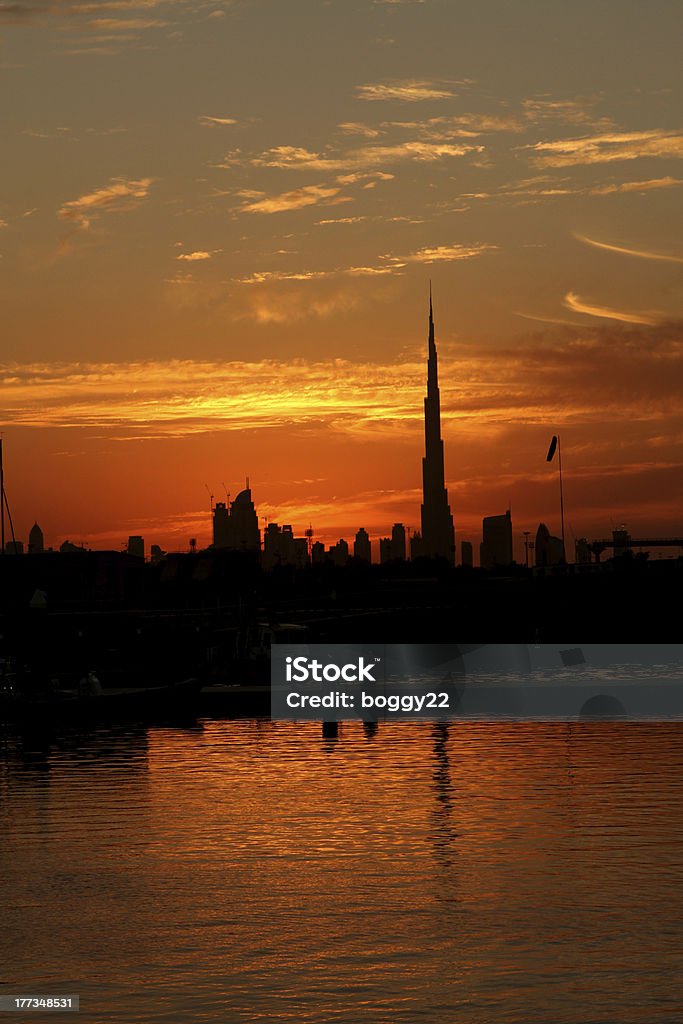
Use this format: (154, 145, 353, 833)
(546, 435, 558, 462)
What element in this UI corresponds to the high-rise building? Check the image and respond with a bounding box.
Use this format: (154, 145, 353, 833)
(391, 523, 407, 561)
(535, 523, 564, 567)
(481, 511, 513, 569)
(263, 523, 306, 568)
(461, 540, 473, 567)
(379, 537, 392, 564)
(28, 522, 44, 554)
(213, 501, 230, 548)
(331, 539, 349, 567)
(150, 544, 166, 564)
(420, 291, 456, 562)
(354, 528, 372, 563)
(311, 541, 325, 565)
(212, 488, 261, 552)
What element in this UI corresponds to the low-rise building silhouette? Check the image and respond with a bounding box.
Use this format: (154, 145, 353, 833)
(127, 535, 145, 560)
(263, 523, 310, 569)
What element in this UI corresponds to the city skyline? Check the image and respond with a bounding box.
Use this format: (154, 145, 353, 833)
(1, 1, 682, 551)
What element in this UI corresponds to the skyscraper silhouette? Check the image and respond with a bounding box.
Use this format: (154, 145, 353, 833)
(420, 289, 456, 562)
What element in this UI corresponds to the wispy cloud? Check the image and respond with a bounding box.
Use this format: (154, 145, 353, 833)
(574, 233, 683, 264)
(236, 242, 492, 282)
(526, 130, 683, 167)
(198, 115, 238, 127)
(404, 242, 495, 263)
(563, 291, 660, 325)
(237, 184, 349, 215)
(590, 176, 683, 195)
(176, 250, 217, 261)
(2, 323, 681, 437)
(356, 79, 460, 102)
(58, 176, 153, 229)
(461, 174, 683, 204)
(0, 1, 210, 21)
(337, 121, 382, 138)
(238, 139, 480, 173)
(86, 16, 166, 30)
(522, 97, 613, 129)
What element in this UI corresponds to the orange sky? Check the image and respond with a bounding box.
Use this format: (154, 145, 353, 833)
(1, 0, 682, 558)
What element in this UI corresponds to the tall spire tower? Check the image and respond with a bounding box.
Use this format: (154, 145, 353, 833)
(420, 286, 456, 562)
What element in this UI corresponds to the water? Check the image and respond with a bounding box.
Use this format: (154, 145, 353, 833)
(1, 719, 682, 1023)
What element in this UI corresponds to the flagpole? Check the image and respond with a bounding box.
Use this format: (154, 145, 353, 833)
(558, 433, 566, 561)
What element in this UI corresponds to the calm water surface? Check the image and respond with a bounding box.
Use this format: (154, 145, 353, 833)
(1, 718, 682, 1023)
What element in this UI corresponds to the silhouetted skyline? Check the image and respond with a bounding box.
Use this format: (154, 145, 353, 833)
(1, 2, 682, 552)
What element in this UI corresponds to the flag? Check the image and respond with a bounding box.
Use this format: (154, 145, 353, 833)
(546, 435, 558, 462)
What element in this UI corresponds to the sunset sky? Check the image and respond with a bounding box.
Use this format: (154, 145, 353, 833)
(1, 0, 682, 559)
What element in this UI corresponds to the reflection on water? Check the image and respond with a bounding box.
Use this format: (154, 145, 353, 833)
(1, 719, 683, 1023)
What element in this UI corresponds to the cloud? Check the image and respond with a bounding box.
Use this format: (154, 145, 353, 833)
(316, 216, 368, 225)
(176, 250, 216, 261)
(58, 176, 153, 229)
(237, 265, 398, 284)
(461, 174, 683, 204)
(522, 97, 614, 129)
(574, 233, 683, 264)
(526, 130, 683, 167)
(590, 176, 683, 195)
(86, 16, 166, 29)
(237, 184, 348, 214)
(198, 115, 238, 127)
(0, 1, 204, 20)
(337, 122, 382, 138)
(563, 291, 660, 325)
(356, 79, 458, 102)
(236, 242, 492, 282)
(404, 242, 495, 263)
(2, 322, 681, 439)
(244, 139, 480, 173)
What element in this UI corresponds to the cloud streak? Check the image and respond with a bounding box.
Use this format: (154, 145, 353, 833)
(3, 322, 680, 436)
(237, 184, 348, 214)
(58, 176, 153, 229)
(574, 233, 683, 264)
(563, 291, 660, 325)
(356, 79, 458, 102)
(526, 130, 683, 167)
